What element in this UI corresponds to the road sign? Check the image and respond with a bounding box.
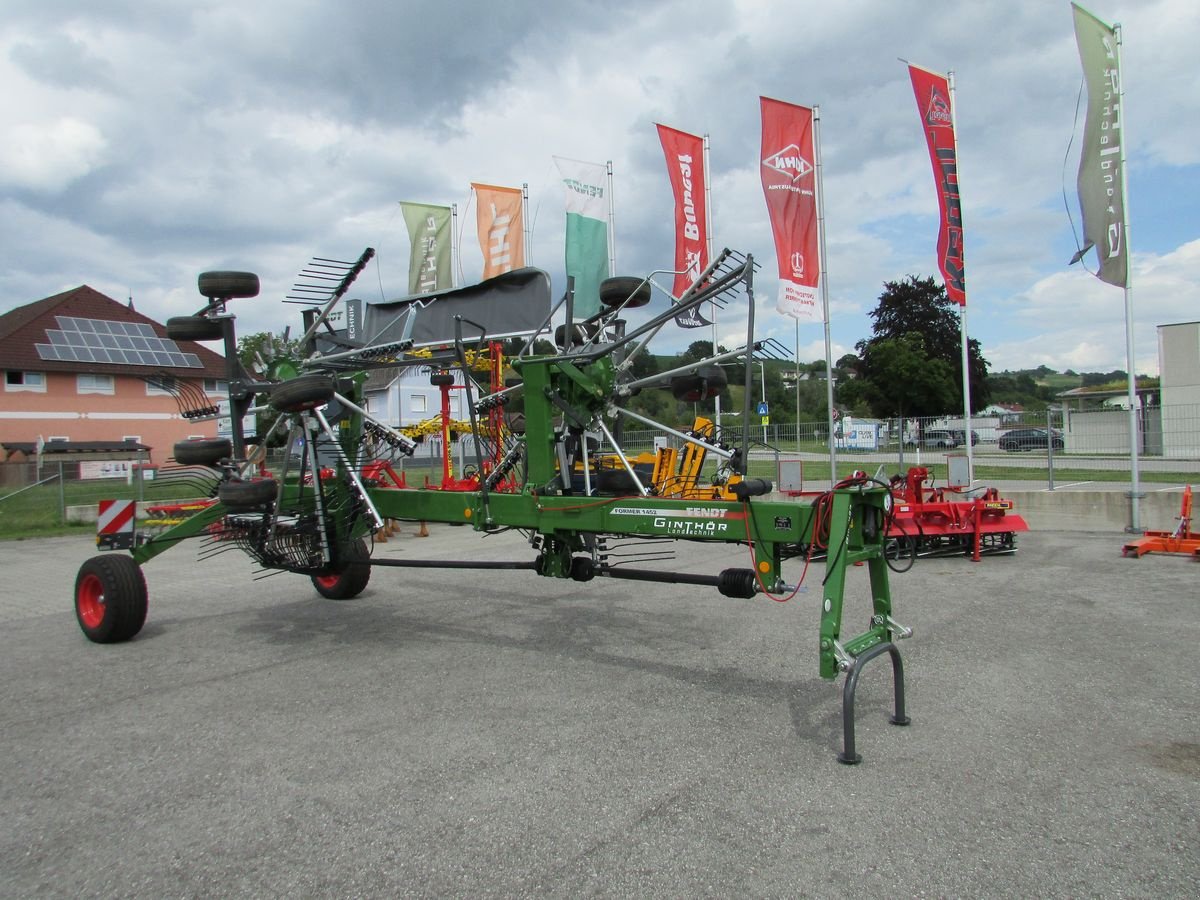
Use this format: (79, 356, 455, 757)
(761, 416, 770, 426)
(756, 401, 769, 416)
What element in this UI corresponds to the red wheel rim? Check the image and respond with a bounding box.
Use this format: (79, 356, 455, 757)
(315, 573, 340, 589)
(77, 573, 106, 629)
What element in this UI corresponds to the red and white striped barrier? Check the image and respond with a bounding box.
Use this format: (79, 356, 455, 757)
(97, 499, 136, 550)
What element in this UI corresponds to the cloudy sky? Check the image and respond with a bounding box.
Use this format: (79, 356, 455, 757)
(2, 0, 1197, 376)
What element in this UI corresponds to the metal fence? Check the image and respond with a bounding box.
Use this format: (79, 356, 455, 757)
(4, 403, 1197, 506)
(617, 402, 1200, 491)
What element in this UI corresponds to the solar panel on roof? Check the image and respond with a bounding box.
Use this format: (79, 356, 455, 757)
(34, 316, 205, 368)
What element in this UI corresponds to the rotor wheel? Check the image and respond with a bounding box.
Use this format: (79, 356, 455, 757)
(218, 477, 278, 510)
(166, 316, 224, 342)
(75, 555, 148, 643)
(198, 270, 260, 300)
(669, 364, 728, 402)
(270, 374, 336, 413)
(173, 437, 232, 466)
(599, 276, 652, 308)
(311, 538, 372, 600)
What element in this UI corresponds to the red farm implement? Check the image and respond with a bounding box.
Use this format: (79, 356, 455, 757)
(1122, 486, 1199, 560)
(888, 467, 1029, 561)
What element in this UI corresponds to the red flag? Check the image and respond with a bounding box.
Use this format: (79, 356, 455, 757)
(656, 124, 709, 300)
(908, 65, 966, 305)
(759, 97, 821, 322)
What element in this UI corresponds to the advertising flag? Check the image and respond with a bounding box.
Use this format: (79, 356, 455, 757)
(552, 157, 610, 320)
(908, 64, 966, 305)
(399, 201, 452, 295)
(1071, 3, 1127, 287)
(472, 183, 525, 279)
(759, 97, 822, 322)
(656, 124, 711, 328)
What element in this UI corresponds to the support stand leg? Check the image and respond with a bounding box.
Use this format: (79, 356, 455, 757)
(837, 642, 910, 765)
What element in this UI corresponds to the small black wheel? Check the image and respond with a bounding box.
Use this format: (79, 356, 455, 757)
(198, 271, 259, 300)
(166, 316, 224, 342)
(599, 276, 651, 308)
(218, 477, 278, 510)
(75, 555, 148, 643)
(173, 437, 232, 466)
(596, 468, 639, 494)
(311, 538, 371, 600)
(554, 322, 597, 349)
(670, 365, 728, 402)
(430, 372, 455, 386)
(270, 375, 336, 412)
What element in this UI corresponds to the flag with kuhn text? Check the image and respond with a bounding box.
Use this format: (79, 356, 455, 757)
(1071, 3, 1127, 288)
(400, 202, 452, 295)
(656, 124, 711, 327)
(759, 97, 821, 322)
(472, 183, 524, 279)
(552, 157, 610, 320)
(908, 64, 966, 305)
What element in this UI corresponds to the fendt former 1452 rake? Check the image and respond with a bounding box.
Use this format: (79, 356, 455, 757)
(73, 248, 913, 763)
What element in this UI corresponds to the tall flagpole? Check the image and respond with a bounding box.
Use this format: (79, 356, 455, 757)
(1115, 22, 1140, 531)
(948, 71, 974, 482)
(521, 183, 531, 265)
(704, 133, 720, 426)
(814, 105, 836, 485)
(606, 160, 617, 274)
(450, 202, 459, 288)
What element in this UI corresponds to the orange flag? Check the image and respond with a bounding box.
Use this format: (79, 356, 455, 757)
(472, 183, 525, 278)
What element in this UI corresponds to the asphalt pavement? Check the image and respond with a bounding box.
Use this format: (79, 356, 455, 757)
(1, 522, 1197, 897)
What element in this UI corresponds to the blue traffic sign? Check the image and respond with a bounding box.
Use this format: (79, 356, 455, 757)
(756, 401, 769, 415)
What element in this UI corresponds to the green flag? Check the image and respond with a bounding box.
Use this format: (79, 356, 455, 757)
(1072, 3, 1128, 288)
(553, 158, 610, 319)
(400, 202, 452, 294)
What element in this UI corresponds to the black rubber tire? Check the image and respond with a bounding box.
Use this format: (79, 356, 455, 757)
(75, 555, 148, 643)
(218, 477, 278, 510)
(554, 322, 597, 349)
(430, 372, 455, 386)
(198, 270, 260, 299)
(596, 468, 639, 494)
(173, 437, 232, 466)
(166, 315, 224, 342)
(600, 276, 651, 308)
(270, 375, 336, 412)
(311, 538, 371, 600)
(670, 364, 728, 402)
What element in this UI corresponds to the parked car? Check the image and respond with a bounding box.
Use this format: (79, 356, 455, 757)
(949, 429, 980, 447)
(904, 429, 961, 450)
(998, 427, 1064, 452)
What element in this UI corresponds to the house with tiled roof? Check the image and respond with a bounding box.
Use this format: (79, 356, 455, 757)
(1, 286, 228, 461)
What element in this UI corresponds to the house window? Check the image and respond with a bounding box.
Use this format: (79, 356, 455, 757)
(122, 435, 142, 444)
(145, 376, 173, 396)
(203, 379, 228, 394)
(77, 373, 115, 395)
(411, 394, 428, 414)
(5, 371, 46, 392)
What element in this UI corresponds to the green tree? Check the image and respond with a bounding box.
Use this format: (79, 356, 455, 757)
(850, 275, 990, 416)
(237, 331, 300, 375)
(840, 334, 958, 419)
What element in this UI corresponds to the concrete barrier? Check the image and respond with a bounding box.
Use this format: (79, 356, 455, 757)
(1007, 489, 1186, 533)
